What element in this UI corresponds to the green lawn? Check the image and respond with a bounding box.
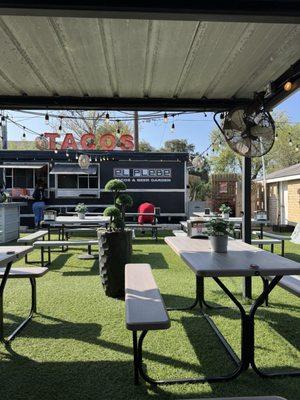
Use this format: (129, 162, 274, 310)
(0, 232, 299, 400)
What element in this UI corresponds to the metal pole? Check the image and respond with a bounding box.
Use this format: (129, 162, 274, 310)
(242, 156, 252, 299)
(1, 116, 7, 149)
(134, 111, 139, 152)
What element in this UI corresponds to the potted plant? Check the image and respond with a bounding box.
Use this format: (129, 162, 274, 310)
(219, 203, 231, 219)
(75, 203, 87, 219)
(98, 179, 133, 298)
(205, 218, 233, 253)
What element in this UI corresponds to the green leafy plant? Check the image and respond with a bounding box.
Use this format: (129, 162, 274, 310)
(219, 203, 232, 214)
(75, 203, 88, 214)
(104, 179, 133, 231)
(103, 206, 123, 231)
(205, 218, 233, 237)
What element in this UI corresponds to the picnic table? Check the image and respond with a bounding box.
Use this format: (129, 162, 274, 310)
(0, 245, 37, 342)
(164, 236, 300, 382)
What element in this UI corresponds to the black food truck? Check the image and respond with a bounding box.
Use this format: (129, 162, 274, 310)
(0, 150, 188, 227)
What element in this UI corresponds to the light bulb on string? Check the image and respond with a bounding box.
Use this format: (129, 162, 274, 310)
(1, 115, 5, 122)
(275, 133, 278, 141)
(75, 153, 79, 160)
(22, 126, 26, 141)
(66, 150, 69, 157)
(105, 113, 110, 123)
(296, 144, 299, 152)
(45, 111, 49, 125)
(163, 113, 168, 123)
(54, 149, 58, 154)
(289, 137, 293, 146)
(171, 123, 175, 132)
(59, 116, 63, 131)
(204, 112, 207, 117)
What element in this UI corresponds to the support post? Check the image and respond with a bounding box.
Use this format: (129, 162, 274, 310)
(242, 156, 252, 299)
(134, 111, 139, 151)
(1, 116, 7, 149)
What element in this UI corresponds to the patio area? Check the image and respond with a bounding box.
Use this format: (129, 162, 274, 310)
(1, 232, 299, 400)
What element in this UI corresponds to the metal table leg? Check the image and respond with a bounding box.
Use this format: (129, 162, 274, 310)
(0, 263, 37, 344)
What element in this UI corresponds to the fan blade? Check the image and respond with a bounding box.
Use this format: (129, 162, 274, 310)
(229, 109, 246, 131)
(236, 138, 251, 156)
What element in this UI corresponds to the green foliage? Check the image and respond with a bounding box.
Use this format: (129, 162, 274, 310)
(209, 112, 300, 178)
(219, 204, 232, 214)
(103, 206, 121, 218)
(103, 206, 123, 230)
(75, 203, 87, 214)
(139, 140, 155, 152)
(116, 194, 133, 208)
(160, 139, 195, 153)
(104, 180, 132, 231)
(104, 179, 127, 193)
(205, 218, 234, 237)
(189, 180, 211, 201)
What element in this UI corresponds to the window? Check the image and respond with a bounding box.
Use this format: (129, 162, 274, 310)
(57, 174, 98, 189)
(13, 169, 34, 188)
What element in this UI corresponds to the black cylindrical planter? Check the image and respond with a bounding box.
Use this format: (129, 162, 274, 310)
(98, 229, 132, 298)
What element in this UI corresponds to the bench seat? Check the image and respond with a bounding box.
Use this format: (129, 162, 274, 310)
(267, 275, 300, 297)
(126, 224, 162, 229)
(0, 266, 48, 278)
(172, 230, 187, 237)
(33, 240, 98, 248)
(125, 263, 170, 331)
(17, 230, 48, 244)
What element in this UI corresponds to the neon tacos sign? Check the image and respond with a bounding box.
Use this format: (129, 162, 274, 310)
(42, 132, 135, 151)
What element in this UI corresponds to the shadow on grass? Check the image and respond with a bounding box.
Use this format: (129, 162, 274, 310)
(62, 260, 99, 276)
(49, 253, 73, 271)
(130, 252, 169, 269)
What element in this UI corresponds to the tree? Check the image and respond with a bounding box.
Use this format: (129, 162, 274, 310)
(209, 112, 300, 178)
(160, 139, 195, 153)
(139, 140, 155, 152)
(51, 110, 105, 141)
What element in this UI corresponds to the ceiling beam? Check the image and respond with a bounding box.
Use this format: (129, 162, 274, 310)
(265, 59, 300, 109)
(0, 96, 253, 112)
(0, 1, 299, 23)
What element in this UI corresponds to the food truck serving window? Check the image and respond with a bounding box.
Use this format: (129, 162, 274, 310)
(50, 164, 99, 196)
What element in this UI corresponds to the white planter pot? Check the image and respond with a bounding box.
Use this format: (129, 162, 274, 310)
(222, 213, 230, 219)
(77, 213, 85, 219)
(209, 235, 228, 253)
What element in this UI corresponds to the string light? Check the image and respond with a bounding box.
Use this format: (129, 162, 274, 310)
(289, 133, 293, 146)
(275, 133, 278, 141)
(66, 150, 69, 157)
(59, 116, 63, 131)
(204, 112, 207, 117)
(284, 81, 293, 91)
(105, 112, 110, 123)
(171, 122, 175, 132)
(22, 126, 26, 141)
(54, 149, 58, 154)
(45, 111, 49, 125)
(163, 113, 168, 123)
(296, 144, 299, 152)
(1, 115, 5, 122)
(75, 153, 79, 160)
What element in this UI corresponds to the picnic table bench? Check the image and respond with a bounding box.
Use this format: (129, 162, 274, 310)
(198, 397, 286, 400)
(125, 263, 170, 385)
(17, 230, 48, 264)
(125, 224, 163, 241)
(33, 239, 99, 265)
(0, 245, 48, 343)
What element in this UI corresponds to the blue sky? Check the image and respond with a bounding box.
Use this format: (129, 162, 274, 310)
(6, 90, 300, 153)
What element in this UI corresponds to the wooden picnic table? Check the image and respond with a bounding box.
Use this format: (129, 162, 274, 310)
(164, 236, 300, 381)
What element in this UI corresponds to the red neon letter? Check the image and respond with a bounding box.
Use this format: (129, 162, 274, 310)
(44, 132, 60, 150)
(81, 133, 96, 150)
(120, 134, 134, 150)
(61, 133, 78, 150)
(99, 133, 116, 150)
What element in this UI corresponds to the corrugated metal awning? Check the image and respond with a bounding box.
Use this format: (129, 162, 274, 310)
(0, 16, 297, 110)
(50, 164, 97, 175)
(0, 163, 46, 169)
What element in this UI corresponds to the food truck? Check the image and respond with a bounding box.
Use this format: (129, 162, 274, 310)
(0, 149, 188, 227)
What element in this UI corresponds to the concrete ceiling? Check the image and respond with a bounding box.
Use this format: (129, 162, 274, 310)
(0, 16, 298, 101)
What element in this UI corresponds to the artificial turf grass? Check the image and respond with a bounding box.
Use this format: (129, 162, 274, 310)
(0, 232, 299, 400)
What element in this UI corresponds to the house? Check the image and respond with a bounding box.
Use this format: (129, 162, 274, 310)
(264, 163, 300, 226)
